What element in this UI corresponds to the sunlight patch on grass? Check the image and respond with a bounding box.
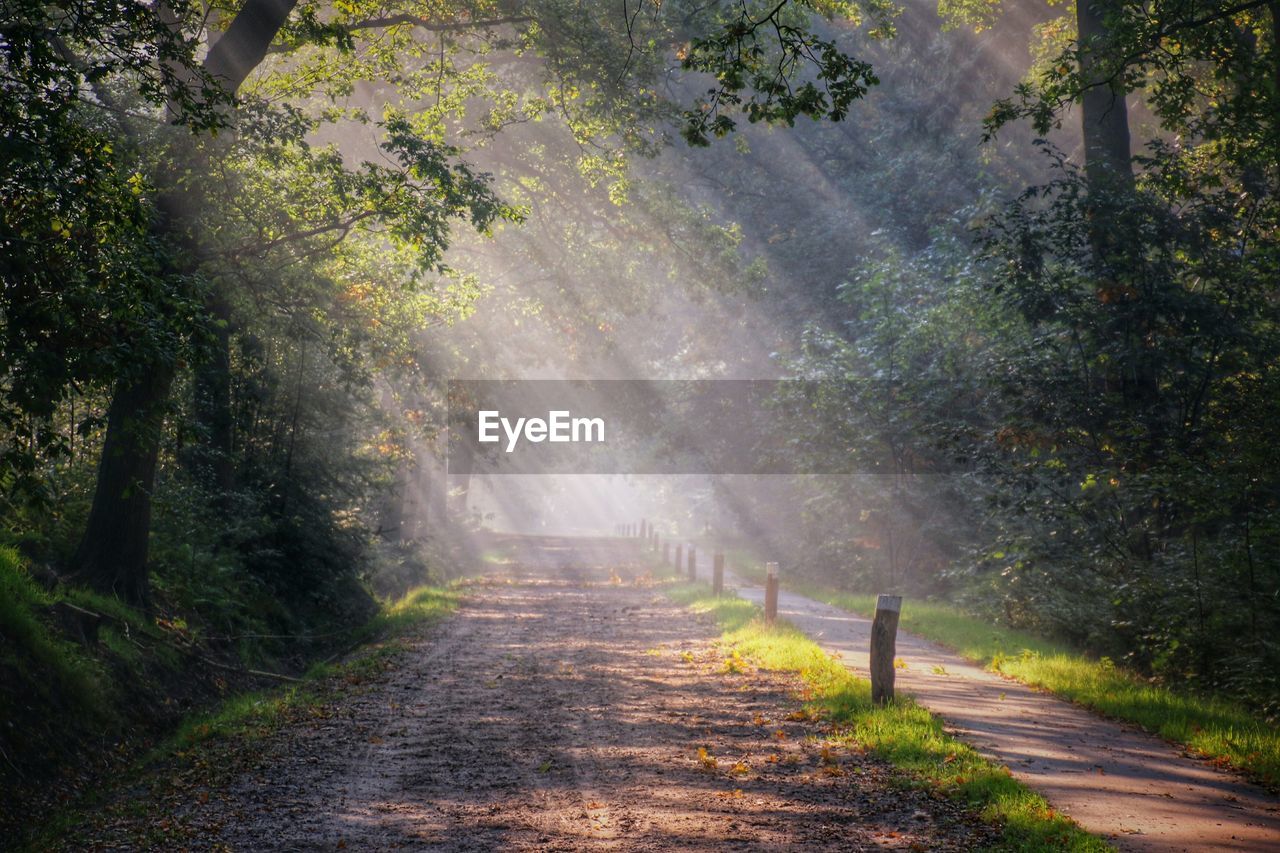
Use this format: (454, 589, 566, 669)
(665, 580, 1109, 852)
(376, 585, 460, 632)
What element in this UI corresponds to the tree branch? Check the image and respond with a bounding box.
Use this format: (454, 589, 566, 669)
(204, 0, 301, 93)
(1161, 0, 1272, 33)
(343, 14, 533, 34)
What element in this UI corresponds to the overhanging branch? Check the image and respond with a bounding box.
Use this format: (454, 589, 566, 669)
(344, 14, 533, 33)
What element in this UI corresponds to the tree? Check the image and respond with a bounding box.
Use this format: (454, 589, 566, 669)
(56, 0, 507, 603)
(60, 0, 294, 604)
(25, 0, 890, 604)
(978, 0, 1280, 687)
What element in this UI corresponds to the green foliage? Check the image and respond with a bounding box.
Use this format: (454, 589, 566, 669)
(5, 0, 1279, 835)
(972, 136, 1280, 705)
(985, 0, 1280, 163)
(680, 1, 882, 145)
(689, 0, 1280, 720)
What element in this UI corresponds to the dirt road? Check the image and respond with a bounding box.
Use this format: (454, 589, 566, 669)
(131, 536, 999, 850)
(724, 567, 1280, 852)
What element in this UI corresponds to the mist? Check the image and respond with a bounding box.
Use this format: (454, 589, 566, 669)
(7, 0, 1279, 841)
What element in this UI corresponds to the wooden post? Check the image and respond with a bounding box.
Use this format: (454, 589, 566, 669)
(674, 544, 682, 572)
(764, 562, 779, 624)
(713, 553, 725, 596)
(687, 546, 696, 580)
(870, 594, 902, 706)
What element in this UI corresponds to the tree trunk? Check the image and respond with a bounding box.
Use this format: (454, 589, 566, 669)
(1077, 0, 1156, 400)
(1273, 4, 1280, 119)
(66, 0, 299, 603)
(383, 463, 409, 542)
(1076, 0, 1133, 197)
(203, 0, 299, 92)
(68, 365, 176, 606)
(185, 0, 303, 491)
(426, 451, 448, 532)
(190, 292, 235, 493)
(1076, 0, 1136, 296)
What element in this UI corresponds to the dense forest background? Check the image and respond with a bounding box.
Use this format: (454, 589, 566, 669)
(2, 0, 1278, 830)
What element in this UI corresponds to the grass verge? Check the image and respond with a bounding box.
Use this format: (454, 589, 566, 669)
(818, 592, 1280, 791)
(665, 581, 1110, 852)
(712, 543, 1280, 791)
(166, 583, 460, 749)
(0, 547, 109, 718)
(25, 583, 458, 851)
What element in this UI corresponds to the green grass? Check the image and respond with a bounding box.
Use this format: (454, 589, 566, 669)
(819, 592, 1280, 790)
(25, 582, 460, 851)
(60, 586, 162, 638)
(666, 581, 1109, 852)
(0, 547, 108, 717)
(154, 582, 457, 753)
(359, 584, 460, 641)
(712, 542, 1280, 791)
